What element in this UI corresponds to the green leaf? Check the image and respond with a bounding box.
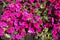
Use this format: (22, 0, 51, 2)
(40, 4, 44, 9)
(31, 3, 35, 6)
(4, 34, 11, 38)
(34, 8, 39, 13)
(43, 28, 48, 32)
(14, 30, 18, 34)
(3, 1, 6, 7)
(44, 16, 48, 20)
(21, 37, 25, 40)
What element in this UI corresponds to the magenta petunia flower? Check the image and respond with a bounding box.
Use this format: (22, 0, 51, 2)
(6, 27, 14, 33)
(9, 34, 15, 40)
(15, 3, 20, 8)
(0, 28, 4, 36)
(15, 12, 21, 17)
(35, 3, 40, 8)
(0, 21, 7, 27)
(39, 19, 43, 24)
(34, 22, 41, 32)
(30, 8, 34, 13)
(30, 18, 35, 23)
(22, 15, 29, 21)
(1, 10, 10, 20)
(52, 34, 58, 40)
(14, 20, 18, 26)
(29, 0, 34, 3)
(49, 0, 55, 3)
(52, 17, 54, 24)
(34, 22, 40, 29)
(36, 0, 39, 2)
(35, 15, 40, 21)
(51, 29, 57, 34)
(19, 22, 26, 26)
(24, 23, 28, 28)
(10, 13, 16, 21)
(15, 26, 20, 30)
(6, 0, 12, 2)
(36, 27, 41, 32)
(28, 27, 35, 34)
(58, 28, 60, 33)
(54, 3, 60, 9)
(54, 10, 60, 17)
(21, 31, 26, 36)
(16, 0, 22, 2)
(16, 33, 21, 39)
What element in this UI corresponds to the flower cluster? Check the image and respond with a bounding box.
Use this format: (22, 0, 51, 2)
(0, 0, 60, 40)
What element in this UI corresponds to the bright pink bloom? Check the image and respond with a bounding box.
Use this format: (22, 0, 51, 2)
(29, 0, 34, 2)
(7, 20, 13, 27)
(36, 27, 41, 32)
(6, 27, 14, 33)
(19, 22, 26, 26)
(36, 0, 39, 2)
(34, 22, 39, 29)
(39, 19, 43, 24)
(14, 19, 18, 26)
(49, 0, 55, 3)
(10, 34, 15, 40)
(0, 21, 7, 27)
(6, 0, 11, 2)
(52, 17, 54, 24)
(35, 3, 40, 8)
(10, 13, 16, 21)
(15, 2, 20, 8)
(35, 15, 40, 21)
(15, 12, 21, 17)
(21, 31, 26, 36)
(54, 10, 60, 17)
(0, 28, 4, 36)
(30, 18, 35, 23)
(25, 23, 28, 28)
(1, 10, 10, 20)
(54, 3, 60, 9)
(22, 15, 28, 21)
(30, 8, 34, 13)
(16, 0, 22, 2)
(15, 26, 20, 30)
(16, 33, 21, 39)
(52, 34, 58, 40)
(51, 29, 57, 34)
(28, 27, 35, 34)
(34, 22, 41, 32)
(51, 29, 58, 40)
